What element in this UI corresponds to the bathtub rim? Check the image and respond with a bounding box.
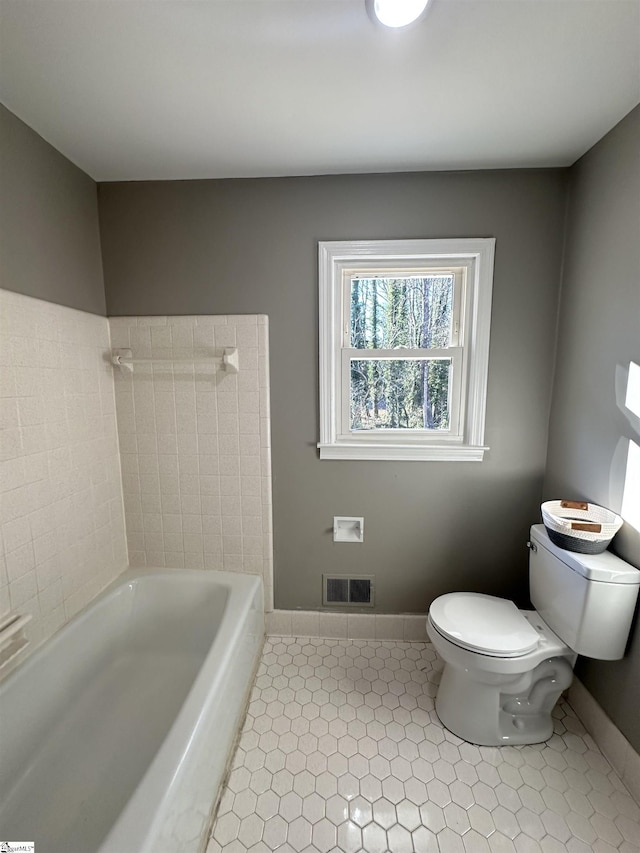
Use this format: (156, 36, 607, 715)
(0, 566, 263, 687)
(102, 567, 265, 853)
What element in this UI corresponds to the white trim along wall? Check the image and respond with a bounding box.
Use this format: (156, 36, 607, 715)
(568, 676, 640, 805)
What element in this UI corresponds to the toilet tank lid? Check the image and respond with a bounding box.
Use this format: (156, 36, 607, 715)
(530, 525, 640, 585)
(429, 593, 541, 657)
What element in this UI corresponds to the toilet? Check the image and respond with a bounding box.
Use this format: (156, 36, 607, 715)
(426, 524, 640, 746)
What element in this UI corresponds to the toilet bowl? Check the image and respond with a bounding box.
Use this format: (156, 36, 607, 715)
(427, 598, 575, 745)
(426, 524, 640, 746)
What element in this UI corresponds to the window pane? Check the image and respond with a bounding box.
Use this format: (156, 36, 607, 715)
(350, 359, 451, 431)
(350, 276, 454, 349)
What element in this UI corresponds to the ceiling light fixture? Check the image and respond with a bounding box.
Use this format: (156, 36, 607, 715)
(369, 0, 431, 28)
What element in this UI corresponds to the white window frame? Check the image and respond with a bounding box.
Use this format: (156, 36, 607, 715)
(318, 238, 495, 461)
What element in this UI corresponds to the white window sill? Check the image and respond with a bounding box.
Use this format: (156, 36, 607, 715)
(317, 443, 488, 461)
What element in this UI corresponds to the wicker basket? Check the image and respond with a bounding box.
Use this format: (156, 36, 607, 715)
(541, 500, 623, 554)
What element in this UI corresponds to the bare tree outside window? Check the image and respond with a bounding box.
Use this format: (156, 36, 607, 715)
(349, 276, 453, 431)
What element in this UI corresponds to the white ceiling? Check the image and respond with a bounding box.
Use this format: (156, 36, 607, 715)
(1, 0, 639, 182)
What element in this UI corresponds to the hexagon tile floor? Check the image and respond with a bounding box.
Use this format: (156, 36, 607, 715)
(206, 638, 640, 853)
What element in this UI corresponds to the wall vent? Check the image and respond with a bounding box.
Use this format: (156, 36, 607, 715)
(323, 574, 374, 607)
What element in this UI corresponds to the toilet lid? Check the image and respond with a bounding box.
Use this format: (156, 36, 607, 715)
(429, 593, 541, 657)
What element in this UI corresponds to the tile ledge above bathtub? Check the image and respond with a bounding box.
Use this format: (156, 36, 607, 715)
(266, 609, 428, 642)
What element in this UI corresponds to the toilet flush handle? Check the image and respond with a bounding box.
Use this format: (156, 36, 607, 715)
(526, 541, 537, 553)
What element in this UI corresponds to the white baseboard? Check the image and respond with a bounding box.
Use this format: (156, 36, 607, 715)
(265, 609, 428, 642)
(567, 676, 640, 805)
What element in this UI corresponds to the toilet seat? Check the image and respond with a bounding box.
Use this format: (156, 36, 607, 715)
(429, 592, 541, 658)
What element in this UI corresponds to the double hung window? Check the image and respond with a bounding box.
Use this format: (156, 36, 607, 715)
(318, 239, 495, 461)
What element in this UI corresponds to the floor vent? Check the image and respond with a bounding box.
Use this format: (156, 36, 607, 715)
(323, 575, 374, 607)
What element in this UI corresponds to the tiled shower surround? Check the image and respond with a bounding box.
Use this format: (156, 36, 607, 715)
(0, 295, 273, 666)
(208, 638, 640, 853)
(0, 289, 127, 653)
(109, 314, 274, 609)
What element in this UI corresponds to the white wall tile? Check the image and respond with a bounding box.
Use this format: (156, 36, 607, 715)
(109, 314, 273, 608)
(266, 609, 292, 635)
(265, 610, 429, 641)
(318, 612, 348, 639)
(0, 289, 127, 666)
(403, 615, 429, 642)
(375, 614, 406, 641)
(347, 613, 376, 639)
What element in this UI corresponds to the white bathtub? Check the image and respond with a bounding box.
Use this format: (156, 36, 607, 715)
(0, 569, 264, 853)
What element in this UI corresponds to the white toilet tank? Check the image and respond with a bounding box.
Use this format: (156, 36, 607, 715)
(529, 524, 640, 660)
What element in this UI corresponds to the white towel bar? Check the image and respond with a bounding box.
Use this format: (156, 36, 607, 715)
(111, 347, 239, 374)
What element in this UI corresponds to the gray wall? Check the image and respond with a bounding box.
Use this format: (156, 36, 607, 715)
(544, 105, 640, 751)
(100, 169, 568, 614)
(0, 104, 105, 315)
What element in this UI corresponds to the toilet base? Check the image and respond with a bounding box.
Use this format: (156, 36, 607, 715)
(434, 656, 574, 746)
